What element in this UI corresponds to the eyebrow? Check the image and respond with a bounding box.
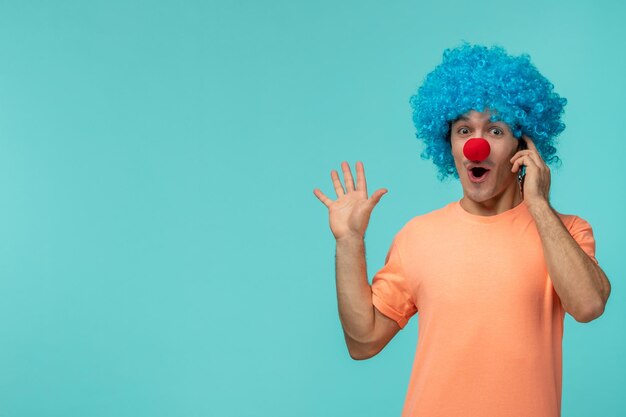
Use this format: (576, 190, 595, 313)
(451, 115, 470, 125)
(451, 116, 507, 126)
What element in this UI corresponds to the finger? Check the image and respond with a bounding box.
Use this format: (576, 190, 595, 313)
(369, 188, 388, 207)
(510, 150, 539, 165)
(355, 161, 368, 194)
(341, 161, 356, 192)
(313, 189, 333, 207)
(512, 149, 545, 170)
(522, 136, 547, 164)
(525, 155, 544, 172)
(511, 154, 540, 173)
(523, 135, 538, 152)
(510, 149, 531, 162)
(331, 170, 345, 197)
(511, 155, 531, 173)
(510, 152, 524, 170)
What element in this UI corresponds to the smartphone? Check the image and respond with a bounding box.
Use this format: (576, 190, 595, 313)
(517, 138, 527, 183)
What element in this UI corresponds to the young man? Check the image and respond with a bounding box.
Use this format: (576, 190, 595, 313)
(313, 44, 611, 417)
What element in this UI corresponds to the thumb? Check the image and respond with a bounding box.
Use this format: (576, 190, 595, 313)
(369, 188, 388, 207)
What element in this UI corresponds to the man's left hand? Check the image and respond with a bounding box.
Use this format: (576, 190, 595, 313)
(510, 135, 551, 209)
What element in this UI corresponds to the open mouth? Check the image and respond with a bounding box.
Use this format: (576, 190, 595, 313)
(469, 167, 490, 182)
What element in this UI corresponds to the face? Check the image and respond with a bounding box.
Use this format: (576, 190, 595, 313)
(449, 110, 521, 207)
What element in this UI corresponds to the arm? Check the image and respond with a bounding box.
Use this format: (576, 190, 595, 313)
(314, 161, 400, 359)
(335, 236, 401, 359)
(512, 137, 611, 322)
(526, 201, 610, 322)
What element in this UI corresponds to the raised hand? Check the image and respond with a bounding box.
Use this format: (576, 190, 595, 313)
(313, 161, 388, 241)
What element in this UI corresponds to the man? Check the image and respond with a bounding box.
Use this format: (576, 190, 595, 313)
(313, 44, 611, 417)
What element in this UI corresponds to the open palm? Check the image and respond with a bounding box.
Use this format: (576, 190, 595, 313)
(313, 161, 387, 241)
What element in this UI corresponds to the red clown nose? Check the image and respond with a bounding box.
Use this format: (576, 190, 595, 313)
(463, 138, 491, 161)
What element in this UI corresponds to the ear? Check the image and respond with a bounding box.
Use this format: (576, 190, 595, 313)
(516, 137, 528, 151)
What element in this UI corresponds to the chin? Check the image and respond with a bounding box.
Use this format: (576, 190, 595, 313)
(464, 190, 496, 204)
(462, 178, 517, 205)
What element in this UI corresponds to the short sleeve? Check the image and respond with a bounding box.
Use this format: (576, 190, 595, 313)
(567, 216, 599, 264)
(371, 235, 418, 329)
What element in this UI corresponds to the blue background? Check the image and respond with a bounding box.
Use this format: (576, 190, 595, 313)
(0, 1, 623, 416)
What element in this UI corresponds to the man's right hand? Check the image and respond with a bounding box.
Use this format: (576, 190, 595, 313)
(313, 161, 388, 241)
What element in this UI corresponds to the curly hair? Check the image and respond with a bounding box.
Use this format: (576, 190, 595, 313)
(409, 43, 567, 179)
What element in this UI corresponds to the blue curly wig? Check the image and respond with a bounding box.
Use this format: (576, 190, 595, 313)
(409, 43, 567, 179)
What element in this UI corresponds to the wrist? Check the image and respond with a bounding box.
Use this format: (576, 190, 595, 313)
(336, 234, 365, 245)
(526, 198, 552, 217)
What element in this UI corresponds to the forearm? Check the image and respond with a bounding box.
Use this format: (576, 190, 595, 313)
(528, 201, 610, 321)
(335, 236, 375, 347)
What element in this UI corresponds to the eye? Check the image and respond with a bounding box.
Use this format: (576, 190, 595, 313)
(490, 127, 504, 135)
(457, 127, 470, 135)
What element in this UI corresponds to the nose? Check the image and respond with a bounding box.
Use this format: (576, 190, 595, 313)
(463, 137, 491, 161)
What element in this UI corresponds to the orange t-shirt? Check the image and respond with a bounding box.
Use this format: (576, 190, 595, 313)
(371, 200, 598, 417)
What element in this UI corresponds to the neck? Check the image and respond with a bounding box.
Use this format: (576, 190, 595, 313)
(460, 181, 523, 216)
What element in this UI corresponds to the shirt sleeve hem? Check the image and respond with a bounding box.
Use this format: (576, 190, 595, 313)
(372, 292, 409, 329)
